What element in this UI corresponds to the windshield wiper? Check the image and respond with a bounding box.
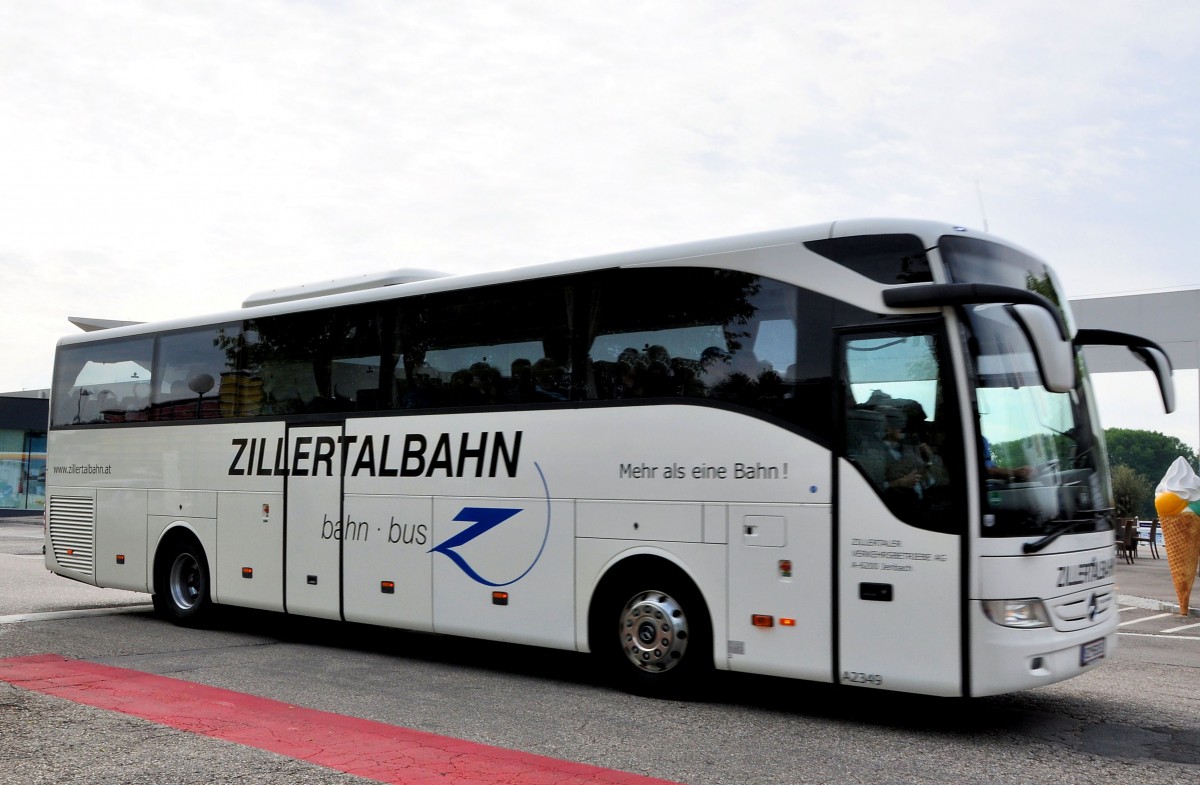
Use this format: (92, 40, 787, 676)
(1022, 519, 1088, 554)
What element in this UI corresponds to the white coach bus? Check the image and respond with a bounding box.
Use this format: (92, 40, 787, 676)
(45, 218, 1174, 698)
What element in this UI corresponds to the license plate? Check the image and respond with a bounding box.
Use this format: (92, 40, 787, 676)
(1080, 637, 1106, 666)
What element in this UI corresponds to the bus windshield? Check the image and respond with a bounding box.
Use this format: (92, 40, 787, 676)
(940, 235, 1113, 538)
(968, 303, 1111, 536)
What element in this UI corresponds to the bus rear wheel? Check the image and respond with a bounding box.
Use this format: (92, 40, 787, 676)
(592, 565, 711, 698)
(619, 590, 691, 675)
(152, 533, 211, 625)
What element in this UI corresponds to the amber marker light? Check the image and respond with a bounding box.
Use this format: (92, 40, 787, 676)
(380, 581, 395, 594)
(751, 614, 774, 627)
(492, 591, 509, 606)
(115, 555, 125, 565)
(242, 567, 253, 579)
(780, 618, 796, 627)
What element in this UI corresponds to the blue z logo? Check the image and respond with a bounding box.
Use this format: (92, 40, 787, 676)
(429, 462, 551, 586)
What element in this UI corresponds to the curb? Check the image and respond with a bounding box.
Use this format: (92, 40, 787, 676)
(1117, 594, 1200, 618)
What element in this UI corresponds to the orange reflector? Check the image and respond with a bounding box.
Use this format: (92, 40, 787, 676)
(492, 591, 509, 606)
(779, 559, 793, 578)
(381, 581, 395, 594)
(780, 617, 796, 627)
(751, 614, 774, 627)
(67, 549, 74, 555)
(241, 567, 253, 579)
(115, 554, 125, 565)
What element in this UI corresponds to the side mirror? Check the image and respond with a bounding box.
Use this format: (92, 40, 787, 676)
(1132, 345, 1175, 414)
(882, 282, 1077, 395)
(1075, 328, 1175, 413)
(1008, 304, 1076, 393)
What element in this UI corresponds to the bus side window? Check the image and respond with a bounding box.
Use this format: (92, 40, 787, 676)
(51, 338, 155, 427)
(259, 361, 320, 414)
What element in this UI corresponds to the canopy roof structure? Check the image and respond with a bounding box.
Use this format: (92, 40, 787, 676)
(1072, 287, 1199, 448)
(1071, 288, 1200, 373)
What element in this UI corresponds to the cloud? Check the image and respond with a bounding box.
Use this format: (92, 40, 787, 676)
(2, 0, 1199, 455)
(1091, 370, 1199, 450)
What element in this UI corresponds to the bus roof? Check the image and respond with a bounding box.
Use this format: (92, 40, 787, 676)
(242, 268, 452, 308)
(55, 217, 987, 348)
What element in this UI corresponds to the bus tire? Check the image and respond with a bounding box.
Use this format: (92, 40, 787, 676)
(589, 561, 712, 698)
(152, 532, 212, 626)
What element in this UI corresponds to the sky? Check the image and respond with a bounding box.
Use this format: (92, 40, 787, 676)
(2, 1, 1198, 453)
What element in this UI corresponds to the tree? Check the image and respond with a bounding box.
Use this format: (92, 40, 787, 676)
(1110, 464, 1153, 520)
(1104, 428, 1198, 519)
(1104, 428, 1198, 487)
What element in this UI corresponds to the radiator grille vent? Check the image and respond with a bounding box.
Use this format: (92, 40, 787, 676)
(1051, 589, 1113, 631)
(48, 495, 95, 576)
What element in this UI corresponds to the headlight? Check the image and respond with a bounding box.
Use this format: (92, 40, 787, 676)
(981, 598, 1051, 628)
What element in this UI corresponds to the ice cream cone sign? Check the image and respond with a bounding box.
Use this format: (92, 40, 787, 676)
(1153, 456, 1200, 615)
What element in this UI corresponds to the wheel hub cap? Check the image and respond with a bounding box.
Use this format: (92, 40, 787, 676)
(619, 590, 689, 673)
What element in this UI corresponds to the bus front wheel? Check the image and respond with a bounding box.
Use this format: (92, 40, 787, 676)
(591, 564, 712, 697)
(152, 533, 211, 625)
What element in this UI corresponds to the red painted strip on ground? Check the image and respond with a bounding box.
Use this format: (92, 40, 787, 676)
(0, 654, 681, 785)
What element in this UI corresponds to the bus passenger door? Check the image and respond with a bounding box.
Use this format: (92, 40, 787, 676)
(836, 328, 965, 696)
(285, 424, 344, 620)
